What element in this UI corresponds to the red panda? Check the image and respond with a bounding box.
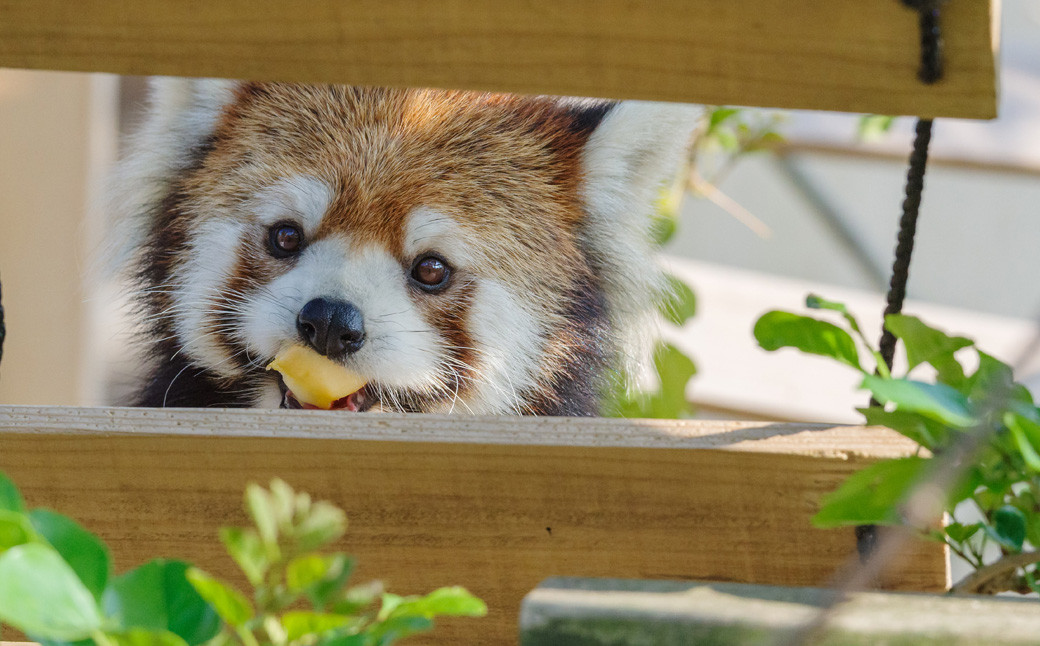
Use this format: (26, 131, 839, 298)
(107, 79, 698, 415)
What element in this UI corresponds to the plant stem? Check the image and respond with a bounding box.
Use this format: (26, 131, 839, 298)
(950, 550, 1040, 594)
(236, 625, 262, 646)
(944, 540, 981, 570)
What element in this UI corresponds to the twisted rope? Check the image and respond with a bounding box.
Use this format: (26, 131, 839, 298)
(857, 0, 945, 564)
(902, 0, 947, 84)
(0, 276, 4, 370)
(877, 118, 934, 371)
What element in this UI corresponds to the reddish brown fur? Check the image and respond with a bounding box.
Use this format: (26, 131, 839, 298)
(200, 85, 596, 305)
(195, 85, 606, 396)
(133, 83, 623, 412)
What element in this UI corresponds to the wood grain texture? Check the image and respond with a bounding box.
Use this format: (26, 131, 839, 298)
(0, 407, 947, 644)
(0, 0, 998, 118)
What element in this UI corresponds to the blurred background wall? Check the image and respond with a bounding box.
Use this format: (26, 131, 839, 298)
(0, 70, 117, 406)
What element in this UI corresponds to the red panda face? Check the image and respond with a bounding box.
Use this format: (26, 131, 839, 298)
(114, 82, 698, 414)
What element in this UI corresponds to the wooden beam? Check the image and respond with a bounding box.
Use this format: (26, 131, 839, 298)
(521, 578, 1040, 645)
(0, 407, 946, 645)
(0, 0, 998, 119)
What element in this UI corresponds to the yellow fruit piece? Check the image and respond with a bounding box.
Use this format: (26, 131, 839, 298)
(266, 345, 367, 409)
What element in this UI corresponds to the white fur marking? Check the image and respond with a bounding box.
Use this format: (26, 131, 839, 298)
(462, 279, 543, 415)
(404, 206, 477, 269)
(252, 176, 334, 235)
(170, 218, 247, 378)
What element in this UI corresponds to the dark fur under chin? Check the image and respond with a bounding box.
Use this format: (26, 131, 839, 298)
(133, 354, 258, 408)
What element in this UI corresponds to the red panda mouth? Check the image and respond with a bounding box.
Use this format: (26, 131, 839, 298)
(276, 376, 377, 412)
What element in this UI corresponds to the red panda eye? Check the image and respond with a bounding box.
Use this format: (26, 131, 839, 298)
(268, 223, 304, 257)
(410, 256, 450, 291)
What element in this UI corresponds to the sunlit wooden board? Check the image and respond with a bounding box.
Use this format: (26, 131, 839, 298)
(0, 0, 999, 118)
(0, 407, 947, 645)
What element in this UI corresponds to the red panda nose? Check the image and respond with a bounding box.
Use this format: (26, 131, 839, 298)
(296, 298, 366, 358)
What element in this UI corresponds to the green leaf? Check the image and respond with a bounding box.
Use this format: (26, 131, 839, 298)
(857, 115, 896, 142)
(0, 472, 25, 513)
(268, 479, 297, 527)
(754, 311, 862, 371)
(318, 635, 367, 646)
(331, 581, 383, 616)
(967, 352, 1015, 405)
(991, 505, 1027, 551)
(651, 181, 684, 247)
(386, 587, 487, 620)
(185, 568, 253, 629)
(860, 376, 975, 428)
(104, 560, 221, 646)
(0, 543, 102, 641)
(219, 527, 267, 586)
(658, 275, 697, 327)
(613, 342, 698, 420)
(296, 501, 348, 552)
(1028, 513, 1040, 550)
(280, 611, 358, 642)
(884, 315, 971, 385)
(858, 407, 946, 449)
(0, 509, 37, 550)
(367, 616, 433, 646)
(245, 484, 278, 546)
(944, 522, 982, 543)
(29, 509, 110, 602)
(649, 209, 678, 247)
(105, 629, 190, 646)
(712, 128, 739, 151)
(1006, 413, 1040, 473)
(287, 553, 355, 609)
(805, 294, 856, 322)
(747, 130, 785, 150)
(655, 342, 697, 404)
(947, 465, 984, 507)
(812, 457, 928, 529)
(708, 107, 740, 130)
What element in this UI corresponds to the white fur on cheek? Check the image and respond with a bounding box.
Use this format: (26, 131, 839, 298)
(458, 279, 544, 415)
(170, 218, 247, 378)
(239, 238, 445, 392)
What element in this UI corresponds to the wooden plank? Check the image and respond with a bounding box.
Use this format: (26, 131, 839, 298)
(0, 407, 947, 645)
(0, 0, 998, 119)
(520, 578, 1040, 645)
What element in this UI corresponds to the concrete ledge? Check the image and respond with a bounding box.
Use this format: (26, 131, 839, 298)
(520, 578, 1040, 645)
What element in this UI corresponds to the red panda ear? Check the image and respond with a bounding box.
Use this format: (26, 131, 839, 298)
(577, 101, 702, 378)
(103, 77, 240, 278)
(143, 77, 239, 153)
(581, 101, 700, 205)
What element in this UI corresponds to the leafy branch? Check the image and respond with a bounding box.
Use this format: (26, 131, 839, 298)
(0, 475, 486, 646)
(755, 296, 1040, 596)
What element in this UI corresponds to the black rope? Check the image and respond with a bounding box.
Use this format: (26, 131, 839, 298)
(858, 119, 935, 563)
(902, 0, 948, 85)
(857, 0, 945, 564)
(878, 118, 935, 372)
(0, 275, 4, 370)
